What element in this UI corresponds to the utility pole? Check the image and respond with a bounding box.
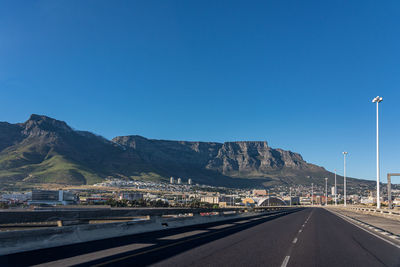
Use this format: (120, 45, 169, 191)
(311, 183, 314, 206)
(325, 177, 328, 206)
(289, 187, 292, 206)
(334, 169, 337, 206)
(343, 152, 348, 207)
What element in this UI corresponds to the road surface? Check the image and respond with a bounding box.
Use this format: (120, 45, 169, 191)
(1, 208, 399, 266)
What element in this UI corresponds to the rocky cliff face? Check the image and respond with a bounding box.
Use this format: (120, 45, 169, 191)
(205, 141, 310, 175)
(113, 135, 221, 166)
(112, 136, 326, 179)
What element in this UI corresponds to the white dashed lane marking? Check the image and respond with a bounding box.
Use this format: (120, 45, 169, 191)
(281, 256, 290, 267)
(208, 224, 235, 230)
(33, 243, 155, 267)
(234, 220, 250, 224)
(280, 209, 313, 267)
(159, 230, 209, 240)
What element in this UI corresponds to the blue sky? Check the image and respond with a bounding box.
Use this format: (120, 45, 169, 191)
(1, 0, 400, 182)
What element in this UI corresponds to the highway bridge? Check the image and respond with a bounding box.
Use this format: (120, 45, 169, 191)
(1, 207, 399, 266)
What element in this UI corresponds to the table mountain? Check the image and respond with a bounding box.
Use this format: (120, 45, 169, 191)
(0, 114, 373, 189)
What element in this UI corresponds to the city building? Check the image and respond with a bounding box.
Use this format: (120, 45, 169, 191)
(360, 197, 374, 205)
(284, 196, 300, 205)
(170, 177, 174, 184)
(219, 195, 234, 204)
(118, 192, 143, 201)
(188, 178, 192, 185)
(28, 190, 77, 206)
(393, 197, 400, 207)
(252, 190, 267, 196)
(84, 195, 110, 204)
(300, 197, 311, 205)
(242, 198, 256, 206)
(200, 196, 219, 204)
(177, 178, 182, 184)
(315, 195, 322, 205)
(1, 192, 31, 203)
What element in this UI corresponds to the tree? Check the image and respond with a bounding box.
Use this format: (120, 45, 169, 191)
(0, 202, 9, 209)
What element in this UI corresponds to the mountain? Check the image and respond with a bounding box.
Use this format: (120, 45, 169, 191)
(0, 115, 151, 188)
(112, 136, 330, 186)
(0, 114, 374, 190)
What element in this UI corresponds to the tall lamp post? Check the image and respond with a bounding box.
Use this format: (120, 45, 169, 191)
(334, 169, 337, 206)
(325, 178, 328, 206)
(289, 187, 292, 206)
(311, 183, 314, 206)
(343, 152, 348, 206)
(372, 96, 383, 209)
(267, 189, 270, 206)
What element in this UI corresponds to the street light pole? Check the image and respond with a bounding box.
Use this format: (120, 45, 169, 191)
(290, 187, 292, 206)
(325, 177, 328, 206)
(343, 152, 348, 207)
(334, 169, 337, 206)
(267, 189, 270, 206)
(311, 183, 314, 206)
(372, 96, 383, 209)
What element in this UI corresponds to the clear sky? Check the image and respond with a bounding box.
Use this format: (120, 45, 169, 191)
(1, 0, 400, 182)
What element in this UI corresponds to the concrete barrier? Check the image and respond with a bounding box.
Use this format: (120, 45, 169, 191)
(0, 208, 294, 256)
(327, 206, 400, 221)
(0, 207, 241, 224)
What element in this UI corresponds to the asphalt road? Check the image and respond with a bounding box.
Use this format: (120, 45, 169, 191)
(1, 208, 399, 267)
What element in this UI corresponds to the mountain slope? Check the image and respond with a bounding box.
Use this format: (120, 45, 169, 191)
(0, 115, 151, 186)
(0, 114, 374, 189)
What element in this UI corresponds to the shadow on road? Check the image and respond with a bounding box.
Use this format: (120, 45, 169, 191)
(0, 208, 303, 267)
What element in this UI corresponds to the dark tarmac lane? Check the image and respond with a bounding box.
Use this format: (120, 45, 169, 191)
(1, 208, 399, 267)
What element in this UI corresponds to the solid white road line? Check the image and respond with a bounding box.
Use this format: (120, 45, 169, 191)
(329, 211, 400, 249)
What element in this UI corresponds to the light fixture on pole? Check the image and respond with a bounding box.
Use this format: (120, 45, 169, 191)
(325, 177, 328, 206)
(372, 96, 383, 209)
(343, 152, 348, 207)
(334, 169, 337, 206)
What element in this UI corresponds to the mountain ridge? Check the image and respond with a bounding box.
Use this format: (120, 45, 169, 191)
(0, 114, 374, 190)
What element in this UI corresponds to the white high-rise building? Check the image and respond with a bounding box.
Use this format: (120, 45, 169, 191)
(177, 178, 182, 184)
(188, 178, 192, 185)
(170, 177, 174, 184)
